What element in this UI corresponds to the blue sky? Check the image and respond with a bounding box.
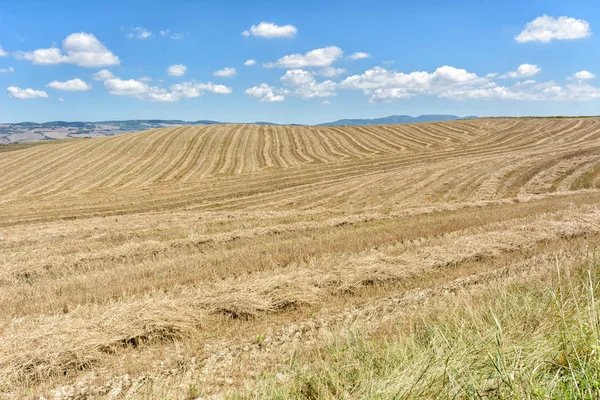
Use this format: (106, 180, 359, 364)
(0, 0, 599, 124)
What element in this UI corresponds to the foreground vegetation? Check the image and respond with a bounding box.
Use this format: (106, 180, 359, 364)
(242, 251, 600, 399)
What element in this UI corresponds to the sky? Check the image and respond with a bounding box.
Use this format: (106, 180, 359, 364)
(0, 0, 599, 124)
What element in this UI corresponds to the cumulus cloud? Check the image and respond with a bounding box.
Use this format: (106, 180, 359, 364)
(340, 64, 600, 103)
(369, 88, 414, 102)
(0, 66, 14, 73)
(348, 52, 371, 60)
(265, 46, 343, 68)
(503, 64, 541, 78)
(516, 15, 591, 43)
(317, 67, 346, 77)
(98, 71, 231, 102)
(47, 78, 91, 91)
(6, 86, 48, 99)
(245, 84, 286, 102)
(280, 69, 336, 99)
(572, 70, 596, 80)
(92, 69, 115, 81)
(340, 65, 481, 98)
(0, 46, 7, 57)
(104, 78, 149, 96)
(244, 59, 256, 66)
(167, 64, 187, 77)
(14, 32, 119, 67)
(126, 27, 152, 39)
(242, 22, 297, 38)
(214, 67, 237, 77)
(160, 29, 185, 40)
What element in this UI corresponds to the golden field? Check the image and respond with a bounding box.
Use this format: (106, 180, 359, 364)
(2, 118, 600, 398)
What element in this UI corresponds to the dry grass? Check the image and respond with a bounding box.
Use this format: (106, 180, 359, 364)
(1, 118, 600, 397)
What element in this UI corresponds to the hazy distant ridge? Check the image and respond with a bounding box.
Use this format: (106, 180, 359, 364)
(0, 115, 478, 144)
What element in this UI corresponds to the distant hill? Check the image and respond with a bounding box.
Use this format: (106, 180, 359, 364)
(1, 116, 477, 144)
(317, 115, 477, 126)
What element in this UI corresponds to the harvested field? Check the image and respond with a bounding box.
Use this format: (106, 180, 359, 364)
(2, 117, 600, 398)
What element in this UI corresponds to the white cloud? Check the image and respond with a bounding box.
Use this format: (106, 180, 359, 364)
(244, 59, 256, 66)
(92, 69, 115, 81)
(503, 64, 541, 78)
(280, 69, 336, 99)
(317, 67, 346, 77)
(126, 27, 152, 39)
(321, 100, 331, 105)
(245, 84, 286, 102)
(101, 71, 231, 102)
(340, 65, 481, 95)
(338, 63, 600, 103)
(369, 88, 414, 102)
(168, 82, 232, 99)
(214, 67, 237, 77)
(160, 29, 184, 40)
(348, 52, 371, 60)
(0, 66, 14, 73)
(265, 46, 343, 68)
(242, 22, 297, 38)
(167, 64, 187, 77)
(6, 86, 48, 99)
(515, 15, 591, 43)
(515, 79, 537, 86)
(104, 78, 149, 96)
(58, 97, 65, 102)
(0, 46, 7, 57)
(47, 78, 91, 91)
(572, 70, 596, 80)
(138, 76, 153, 82)
(14, 32, 119, 67)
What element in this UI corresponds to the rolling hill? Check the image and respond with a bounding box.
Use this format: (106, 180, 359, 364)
(1, 117, 600, 397)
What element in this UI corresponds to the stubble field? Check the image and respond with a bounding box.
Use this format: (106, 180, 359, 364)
(2, 117, 600, 398)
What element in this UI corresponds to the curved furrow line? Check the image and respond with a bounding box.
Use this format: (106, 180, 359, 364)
(171, 127, 214, 182)
(145, 127, 198, 182)
(352, 126, 409, 153)
(96, 127, 188, 188)
(382, 125, 438, 150)
(89, 128, 180, 190)
(198, 125, 234, 178)
(502, 147, 600, 198)
(66, 129, 165, 193)
(293, 127, 326, 165)
(288, 126, 314, 164)
(328, 127, 383, 157)
(308, 127, 345, 163)
(520, 153, 600, 196)
(556, 159, 600, 191)
(235, 125, 254, 175)
(0, 132, 144, 197)
(182, 125, 222, 179)
(570, 161, 600, 190)
(401, 123, 460, 147)
(216, 124, 246, 175)
(154, 126, 205, 181)
(0, 138, 109, 196)
(309, 127, 351, 161)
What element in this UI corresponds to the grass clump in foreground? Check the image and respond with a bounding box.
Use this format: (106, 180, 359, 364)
(238, 253, 600, 399)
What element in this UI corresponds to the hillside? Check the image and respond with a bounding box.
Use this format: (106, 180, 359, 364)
(2, 118, 600, 397)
